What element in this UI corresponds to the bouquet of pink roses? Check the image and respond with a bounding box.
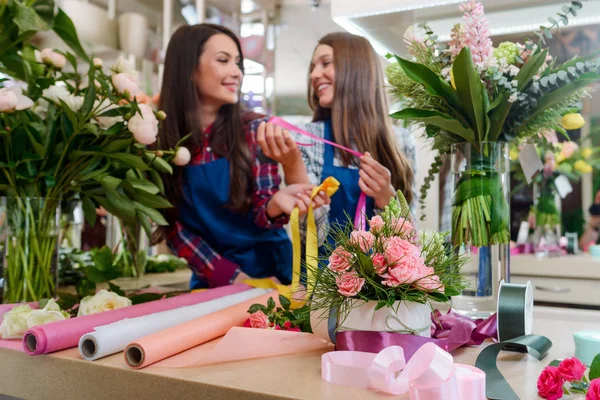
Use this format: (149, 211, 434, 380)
(310, 191, 467, 319)
(538, 355, 600, 399)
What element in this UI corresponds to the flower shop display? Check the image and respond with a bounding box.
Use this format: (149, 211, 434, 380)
(309, 191, 468, 337)
(0, 0, 190, 303)
(386, 0, 600, 317)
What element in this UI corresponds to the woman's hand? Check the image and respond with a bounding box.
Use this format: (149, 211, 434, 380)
(359, 152, 395, 208)
(233, 271, 281, 285)
(257, 121, 302, 167)
(266, 184, 331, 218)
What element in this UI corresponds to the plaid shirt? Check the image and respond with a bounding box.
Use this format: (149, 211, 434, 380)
(290, 121, 418, 241)
(168, 117, 287, 287)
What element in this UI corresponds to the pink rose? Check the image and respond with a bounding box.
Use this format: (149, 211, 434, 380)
(369, 216, 384, 233)
(283, 321, 292, 330)
(350, 230, 375, 253)
(173, 147, 191, 166)
(560, 141, 579, 160)
(391, 217, 415, 236)
(128, 104, 159, 145)
(336, 271, 365, 297)
(112, 73, 141, 98)
(414, 274, 445, 292)
(558, 357, 586, 382)
(587, 378, 600, 400)
(372, 253, 387, 275)
(381, 262, 422, 287)
(329, 246, 353, 273)
(248, 310, 269, 329)
(384, 237, 419, 265)
(537, 366, 565, 400)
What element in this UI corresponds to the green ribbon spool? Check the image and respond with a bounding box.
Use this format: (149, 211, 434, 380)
(476, 281, 552, 400)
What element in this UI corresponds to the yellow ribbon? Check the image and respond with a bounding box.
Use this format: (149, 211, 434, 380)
(243, 177, 340, 308)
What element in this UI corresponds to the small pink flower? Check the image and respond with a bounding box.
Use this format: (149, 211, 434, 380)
(384, 237, 419, 265)
(112, 73, 141, 98)
(560, 141, 579, 160)
(40, 48, 67, 69)
(128, 104, 158, 145)
(372, 253, 387, 275)
(336, 271, 365, 297)
(289, 327, 301, 332)
(248, 310, 269, 329)
(537, 366, 564, 400)
(587, 378, 600, 400)
(243, 318, 251, 328)
(369, 216, 384, 233)
(390, 217, 415, 236)
(329, 246, 353, 272)
(381, 263, 422, 287)
(414, 275, 445, 292)
(350, 230, 375, 253)
(558, 357, 586, 382)
(283, 321, 293, 330)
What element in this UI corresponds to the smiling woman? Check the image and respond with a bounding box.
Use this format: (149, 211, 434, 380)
(154, 24, 329, 290)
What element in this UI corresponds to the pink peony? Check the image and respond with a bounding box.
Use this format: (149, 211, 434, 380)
(112, 73, 141, 98)
(537, 366, 565, 400)
(414, 275, 445, 292)
(369, 216, 384, 233)
(350, 230, 375, 253)
(336, 271, 365, 297)
(329, 246, 353, 273)
(372, 253, 387, 275)
(588, 379, 600, 400)
(0, 89, 18, 112)
(557, 357, 586, 382)
(248, 310, 269, 329)
(173, 147, 191, 166)
(128, 104, 158, 145)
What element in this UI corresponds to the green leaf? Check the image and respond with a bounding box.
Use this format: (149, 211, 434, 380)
(149, 169, 165, 193)
(131, 192, 172, 209)
(105, 190, 136, 220)
(452, 47, 488, 141)
(135, 202, 169, 226)
(128, 293, 163, 305)
(56, 292, 80, 311)
(444, 287, 462, 297)
(13, 1, 50, 35)
(279, 294, 291, 311)
(103, 121, 126, 136)
(102, 138, 132, 153)
(559, 50, 600, 71)
(92, 246, 113, 271)
(98, 107, 130, 117)
(82, 195, 97, 227)
(108, 282, 126, 297)
(548, 359, 561, 367)
(127, 178, 160, 194)
(394, 55, 464, 117)
(145, 154, 173, 174)
(267, 297, 276, 312)
(390, 108, 475, 142)
(106, 153, 149, 170)
(25, 129, 46, 158)
(248, 304, 267, 314)
(52, 9, 89, 62)
(81, 67, 96, 115)
(139, 213, 153, 239)
(589, 354, 600, 380)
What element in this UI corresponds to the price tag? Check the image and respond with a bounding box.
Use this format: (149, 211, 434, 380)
(554, 174, 573, 199)
(518, 143, 543, 184)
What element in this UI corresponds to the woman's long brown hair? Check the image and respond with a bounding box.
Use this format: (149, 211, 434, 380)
(308, 32, 414, 204)
(157, 24, 254, 235)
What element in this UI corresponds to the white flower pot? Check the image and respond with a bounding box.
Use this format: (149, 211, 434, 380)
(338, 300, 432, 337)
(118, 13, 149, 59)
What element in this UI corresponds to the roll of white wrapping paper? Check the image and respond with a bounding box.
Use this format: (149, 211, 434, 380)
(78, 288, 270, 361)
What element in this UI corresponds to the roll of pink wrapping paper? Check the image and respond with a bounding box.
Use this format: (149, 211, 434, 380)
(125, 292, 278, 369)
(23, 284, 251, 355)
(154, 327, 332, 368)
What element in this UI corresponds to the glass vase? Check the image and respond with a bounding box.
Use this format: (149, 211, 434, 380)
(0, 197, 61, 303)
(532, 182, 562, 256)
(450, 142, 510, 319)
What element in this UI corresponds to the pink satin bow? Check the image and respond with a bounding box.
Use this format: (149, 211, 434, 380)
(322, 343, 486, 399)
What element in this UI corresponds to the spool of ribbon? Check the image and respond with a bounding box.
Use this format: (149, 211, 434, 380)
(496, 280, 533, 342)
(321, 342, 486, 399)
(289, 176, 340, 303)
(268, 117, 367, 231)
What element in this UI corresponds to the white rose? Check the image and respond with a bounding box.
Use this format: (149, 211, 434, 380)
(0, 86, 34, 112)
(40, 48, 67, 70)
(77, 290, 132, 317)
(111, 56, 138, 77)
(94, 99, 123, 128)
(42, 85, 84, 111)
(0, 305, 33, 339)
(26, 310, 67, 328)
(128, 103, 158, 145)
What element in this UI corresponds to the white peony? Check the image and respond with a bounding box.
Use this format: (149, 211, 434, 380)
(127, 103, 159, 145)
(93, 57, 103, 68)
(77, 290, 132, 317)
(173, 147, 191, 166)
(0, 305, 33, 339)
(42, 85, 84, 111)
(94, 99, 123, 128)
(111, 56, 138, 77)
(0, 86, 33, 112)
(40, 48, 67, 70)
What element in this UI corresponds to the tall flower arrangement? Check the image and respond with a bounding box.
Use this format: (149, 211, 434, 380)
(0, 0, 188, 302)
(386, 0, 600, 247)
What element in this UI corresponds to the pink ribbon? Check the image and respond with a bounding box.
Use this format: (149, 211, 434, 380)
(431, 310, 498, 351)
(268, 117, 367, 230)
(321, 343, 486, 399)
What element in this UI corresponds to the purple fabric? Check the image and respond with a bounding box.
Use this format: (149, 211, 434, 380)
(335, 331, 450, 361)
(334, 310, 498, 359)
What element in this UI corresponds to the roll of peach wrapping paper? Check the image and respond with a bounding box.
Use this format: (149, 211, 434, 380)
(124, 291, 278, 369)
(23, 284, 251, 355)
